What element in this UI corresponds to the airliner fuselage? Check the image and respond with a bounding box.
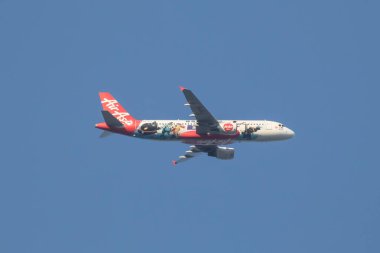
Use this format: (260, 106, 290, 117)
(97, 119, 294, 145)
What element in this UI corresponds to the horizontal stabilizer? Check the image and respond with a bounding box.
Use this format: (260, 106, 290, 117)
(99, 131, 113, 138)
(101, 110, 124, 128)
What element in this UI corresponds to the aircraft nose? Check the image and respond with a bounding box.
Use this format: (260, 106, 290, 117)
(287, 128, 295, 138)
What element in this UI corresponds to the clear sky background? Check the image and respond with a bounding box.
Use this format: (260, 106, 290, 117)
(1, 0, 379, 252)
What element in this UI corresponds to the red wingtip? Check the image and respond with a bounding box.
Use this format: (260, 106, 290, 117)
(172, 160, 177, 166)
(179, 86, 186, 91)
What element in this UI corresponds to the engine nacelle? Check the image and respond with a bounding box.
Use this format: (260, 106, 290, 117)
(208, 147, 235, 160)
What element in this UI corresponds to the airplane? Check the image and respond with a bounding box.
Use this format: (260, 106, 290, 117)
(95, 87, 295, 165)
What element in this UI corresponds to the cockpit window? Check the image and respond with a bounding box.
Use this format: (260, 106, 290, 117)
(278, 124, 284, 127)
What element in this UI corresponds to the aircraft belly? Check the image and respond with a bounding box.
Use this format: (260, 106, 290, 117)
(182, 138, 235, 145)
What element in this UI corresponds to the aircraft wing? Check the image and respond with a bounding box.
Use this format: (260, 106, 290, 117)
(180, 87, 222, 135)
(172, 145, 218, 165)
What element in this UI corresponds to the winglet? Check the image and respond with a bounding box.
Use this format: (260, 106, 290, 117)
(179, 86, 186, 91)
(172, 160, 177, 166)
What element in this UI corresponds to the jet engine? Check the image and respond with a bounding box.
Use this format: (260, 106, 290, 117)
(208, 147, 235, 160)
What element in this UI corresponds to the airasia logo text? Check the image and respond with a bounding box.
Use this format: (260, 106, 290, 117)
(101, 98, 133, 126)
(223, 123, 234, 132)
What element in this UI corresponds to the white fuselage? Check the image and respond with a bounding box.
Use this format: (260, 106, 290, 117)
(132, 119, 295, 145)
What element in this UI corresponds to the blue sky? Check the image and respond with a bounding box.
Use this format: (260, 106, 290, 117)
(1, 0, 379, 252)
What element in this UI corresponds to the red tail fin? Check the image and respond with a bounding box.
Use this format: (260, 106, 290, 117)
(99, 92, 137, 128)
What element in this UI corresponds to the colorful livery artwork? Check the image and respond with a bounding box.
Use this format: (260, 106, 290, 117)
(95, 87, 295, 165)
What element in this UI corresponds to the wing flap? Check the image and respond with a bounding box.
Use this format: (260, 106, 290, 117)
(172, 145, 235, 165)
(172, 145, 202, 165)
(172, 145, 217, 165)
